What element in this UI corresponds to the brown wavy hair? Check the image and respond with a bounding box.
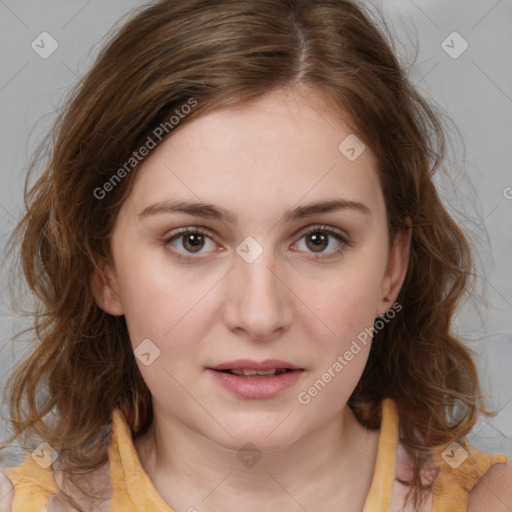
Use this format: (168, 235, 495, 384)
(2, 0, 487, 508)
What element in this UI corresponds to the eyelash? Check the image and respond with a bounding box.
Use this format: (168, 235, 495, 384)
(162, 225, 352, 262)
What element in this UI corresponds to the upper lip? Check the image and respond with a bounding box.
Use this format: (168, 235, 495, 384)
(209, 359, 302, 371)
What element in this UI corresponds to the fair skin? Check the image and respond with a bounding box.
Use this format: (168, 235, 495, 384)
(89, 86, 512, 511)
(92, 86, 410, 511)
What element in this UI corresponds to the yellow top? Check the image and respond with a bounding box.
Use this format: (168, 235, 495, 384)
(3, 398, 507, 511)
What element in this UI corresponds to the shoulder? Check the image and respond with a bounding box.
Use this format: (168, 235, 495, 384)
(468, 459, 512, 511)
(0, 470, 14, 512)
(0, 457, 112, 512)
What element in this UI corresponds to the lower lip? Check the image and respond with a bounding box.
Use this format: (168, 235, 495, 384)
(207, 369, 304, 399)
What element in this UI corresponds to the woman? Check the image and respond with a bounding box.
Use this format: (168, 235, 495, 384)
(1, 0, 510, 510)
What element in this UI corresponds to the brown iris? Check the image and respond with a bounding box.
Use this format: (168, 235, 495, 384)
(182, 233, 205, 252)
(306, 232, 328, 252)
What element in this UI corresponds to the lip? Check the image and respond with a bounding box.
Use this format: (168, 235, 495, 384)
(209, 359, 302, 371)
(206, 368, 304, 399)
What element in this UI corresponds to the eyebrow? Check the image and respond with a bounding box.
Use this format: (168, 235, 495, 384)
(138, 198, 371, 223)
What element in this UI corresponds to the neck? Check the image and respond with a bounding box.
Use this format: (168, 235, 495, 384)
(134, 404, 380, 512)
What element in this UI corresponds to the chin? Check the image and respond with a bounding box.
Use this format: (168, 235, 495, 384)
(206, 422, 300, 454)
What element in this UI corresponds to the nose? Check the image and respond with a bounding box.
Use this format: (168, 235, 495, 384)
(223, 243, 293, 341)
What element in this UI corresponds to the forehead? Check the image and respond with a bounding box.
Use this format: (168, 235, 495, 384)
(122, 88, 384, 222)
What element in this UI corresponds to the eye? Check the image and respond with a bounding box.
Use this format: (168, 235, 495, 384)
(293, 225, 351, 257)
(162, 224, 351, 262)
(163, 227, 218, 259)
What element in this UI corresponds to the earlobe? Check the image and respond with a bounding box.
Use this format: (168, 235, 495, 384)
(91, 263, 125, 316)
(377, 221, 412, 317)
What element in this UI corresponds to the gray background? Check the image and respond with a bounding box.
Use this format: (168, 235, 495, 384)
(0, 0, 511, 467)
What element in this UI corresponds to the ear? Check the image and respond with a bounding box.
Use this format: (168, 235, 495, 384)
(376, 218, 412, 317)
(91, 262, 125, 316)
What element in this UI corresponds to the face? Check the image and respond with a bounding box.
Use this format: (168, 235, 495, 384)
(93, 87, 410, 452)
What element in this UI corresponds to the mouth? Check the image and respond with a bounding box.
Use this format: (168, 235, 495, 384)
(208, 359, 303, 376)
(215, 368, 295, 377)
(207, 360, 304, 398)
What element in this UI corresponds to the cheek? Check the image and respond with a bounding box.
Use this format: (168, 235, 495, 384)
(309, 257, 385, 337)
(295, 247, 387, 403)
(115, 260, 214, 402)
(111, 242, 199, 353)
(295, 270, 380, 415)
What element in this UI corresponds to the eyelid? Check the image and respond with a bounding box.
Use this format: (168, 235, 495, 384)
(163, 224, 349, 242)
(295, 224, 348, 240)
(163, 226, 214, 241)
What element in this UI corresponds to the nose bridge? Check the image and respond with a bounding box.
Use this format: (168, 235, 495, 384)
(225, 235, 291, 338)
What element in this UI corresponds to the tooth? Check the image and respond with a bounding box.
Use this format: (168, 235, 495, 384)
(229, 369, 279, 376)
(255, 369, 278, 376)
